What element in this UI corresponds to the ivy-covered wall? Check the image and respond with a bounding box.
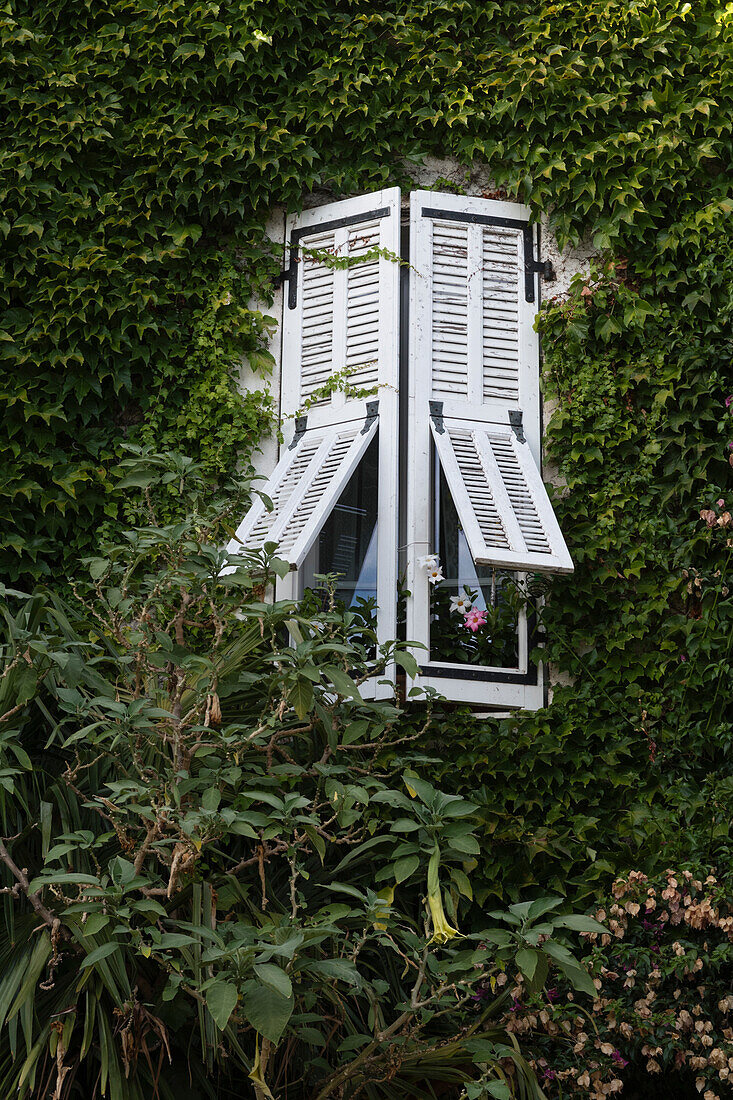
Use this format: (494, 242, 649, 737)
(2, 0, 733, 902)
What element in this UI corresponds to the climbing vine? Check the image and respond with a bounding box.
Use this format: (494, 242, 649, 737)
(2, 0, 732, 903)
(2, 1, 733, 1095)
(3, 0, 733, 582)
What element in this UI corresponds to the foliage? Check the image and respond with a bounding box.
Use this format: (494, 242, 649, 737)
(426, 245, 732, 906)
(4, 0, 733, 1090)
(4, 0, 733, 584)
(429, 577, 524, 669)
(0, 454, 600, 1100)
(500, 867, 733, 1100)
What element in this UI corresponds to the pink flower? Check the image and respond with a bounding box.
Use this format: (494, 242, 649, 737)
(717, 499, 726, 508)
(726, 395, 733, 408)
(464, 608, 487, 633)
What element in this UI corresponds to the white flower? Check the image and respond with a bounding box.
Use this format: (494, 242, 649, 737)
(426, 566, 444, 585)
(418, 554, 440, 570)
(449, 594, 472, 614)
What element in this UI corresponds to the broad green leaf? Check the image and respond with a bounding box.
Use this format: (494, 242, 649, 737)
(254, 964, 292, 999)
(323, 665, 362, 701)
(393, 854, 420, 883)
(553, 914, 607, 934)
(242, 982, 293, 1044)
(207, 981, 238, 1030)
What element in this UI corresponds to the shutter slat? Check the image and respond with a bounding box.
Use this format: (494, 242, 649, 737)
(431, 417, 573, 574)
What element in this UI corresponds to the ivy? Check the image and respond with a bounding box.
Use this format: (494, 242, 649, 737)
(3, 0, 733, 584)
(1, 0, 733, 926)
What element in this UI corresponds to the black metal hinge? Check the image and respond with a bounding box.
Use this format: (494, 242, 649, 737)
(509, 410, 525, 442)
(522, 226, 555, 304)
(361, 399, 379, 433)
(429, 400, 445, 434)
(288, 415, 307, 449)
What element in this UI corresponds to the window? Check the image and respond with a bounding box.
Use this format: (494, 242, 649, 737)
(228, 188, 573, 710)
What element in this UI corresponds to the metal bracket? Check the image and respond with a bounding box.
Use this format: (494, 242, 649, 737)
(361, 399, 379, 434)
(522, 226, 555, 304)
(277, 206, 391, 310)
(288, 416, 307, 449)
(509, 410, 525, 442)
(429, 400, 445, 434)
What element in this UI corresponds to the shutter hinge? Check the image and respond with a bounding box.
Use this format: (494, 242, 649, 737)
(430, 400, 445, 434)
(522, 226, 555, 304)
(275, 205, 392, 310)
(361, 399, 379, 433)
(273, 243, 301, 310)
(508, 410, 525, 442)
(288, 415, 307, 449)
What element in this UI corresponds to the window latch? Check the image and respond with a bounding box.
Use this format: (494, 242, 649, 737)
(288, 415, 307, 449)
(361, 399, 379, 434)
(508, 410, 525, 443)
(429, 400, 445, 434)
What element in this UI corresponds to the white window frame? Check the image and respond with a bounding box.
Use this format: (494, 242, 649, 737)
(230, 188, 572, 711)
(404, 191, 571, 710)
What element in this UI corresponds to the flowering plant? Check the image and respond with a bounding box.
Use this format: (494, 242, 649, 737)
(430, 578, 525, 668)
(464, 607, 488, 633)
(499, 868, 733, 1100)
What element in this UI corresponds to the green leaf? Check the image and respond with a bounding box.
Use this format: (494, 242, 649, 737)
(207, 981, 238, 1030)
(553, 914, 607, 934)
(323, 666, 362, 702)
(289, 678, 313, 719)
(487, 1083, 511, 1100)
(242, 982, 293, 1044)
(81, 915, 110, 937)
(393, 650, 419, 678)
(515, 947, 539, 985)
(254, 964, 292, 999)
(393, 854, 420, 883)
(79, 942, 121, 970)
(202, 787, 221, 812)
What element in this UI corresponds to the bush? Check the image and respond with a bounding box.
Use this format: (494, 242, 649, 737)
(0, 451, 599, 1100)
(502, 868, 733, 1099)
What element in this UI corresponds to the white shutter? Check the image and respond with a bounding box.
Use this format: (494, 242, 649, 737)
(230, 190, 401, 697)
(228, 418, 378, 568)
(430, 418, 573, 573)
(406, 190, 569, 709)
(281, 190, 401, 433)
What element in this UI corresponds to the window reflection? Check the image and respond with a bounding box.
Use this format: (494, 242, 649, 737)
(430, 462, 521, 669)
(301, 437, 378, 613)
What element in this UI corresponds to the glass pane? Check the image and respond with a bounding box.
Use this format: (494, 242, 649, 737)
(429, 463, 521, 668)
(301, 436, 379, 624)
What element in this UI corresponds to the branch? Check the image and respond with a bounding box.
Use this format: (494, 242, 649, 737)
(0, 839, 63, 933)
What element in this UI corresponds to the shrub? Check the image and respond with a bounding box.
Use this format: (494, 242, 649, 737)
(503, 868, 733, 1099)
(0, 451, 598, 1100)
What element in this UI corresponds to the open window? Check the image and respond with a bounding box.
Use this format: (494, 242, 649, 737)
(228, 188, 573, 710)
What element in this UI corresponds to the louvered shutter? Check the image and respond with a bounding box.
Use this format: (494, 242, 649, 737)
(280, 191, 401, 431)
(405, 190, 571, 708)
(228, 190, 400, 689)
(407, 190, 572, 573)
(430, 418, 573, 573)
(228, 417, 379, 569)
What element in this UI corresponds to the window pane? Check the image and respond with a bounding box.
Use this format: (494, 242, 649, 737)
(301, 436, 379, 616)
(430, 463, 521, 668)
